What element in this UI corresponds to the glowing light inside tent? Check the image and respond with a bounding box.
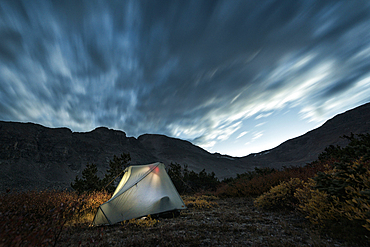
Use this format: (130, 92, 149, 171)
(154, 166, 159, 173)
(92, 163, 186, 225)
(149, 166, 160, 187)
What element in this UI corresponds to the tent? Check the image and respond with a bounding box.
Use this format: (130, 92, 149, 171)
(92, 162, 186, 225)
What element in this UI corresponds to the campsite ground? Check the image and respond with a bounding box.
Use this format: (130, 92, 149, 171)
(58, 196, 357, 247)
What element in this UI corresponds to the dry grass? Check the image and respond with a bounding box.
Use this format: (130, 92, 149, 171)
(56, 196, 359, 247)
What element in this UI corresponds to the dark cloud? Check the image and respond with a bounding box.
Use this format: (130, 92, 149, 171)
(1, 0, 370, 152)
(0, 29, 23, 63)
(322, 74, 362, 99)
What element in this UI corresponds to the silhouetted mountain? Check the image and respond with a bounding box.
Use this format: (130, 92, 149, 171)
(0, 102, 369, 191)
(0, 122, 247, 191)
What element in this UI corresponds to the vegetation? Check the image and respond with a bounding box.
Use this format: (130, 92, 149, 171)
(101, 152, 131, 193)
(167, 163, 220, 193)
(71, 159, 220, 195)
(122, 215, 159, 228)
(254, 177, 305, 210)
(71, 152, 131, 194)
(70, 163, 102, 193)
(253, 133, 370, 242)
(215, 164, 326, 197)
(2, 133, 369, 245)
(183, 195, 219, 209)
(2, 192, 345, 246)
(318, 133, 370, 163)
(0, 190, 110, 246)
(295, 159, 370, 234)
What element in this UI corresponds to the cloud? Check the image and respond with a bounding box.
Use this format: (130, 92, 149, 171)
(237, 131, 249, 139)
(252, 131, 264, 141)
(255, 122, 266, 128)
(255, 112, 272, 120)
(0, 0, 370, 152)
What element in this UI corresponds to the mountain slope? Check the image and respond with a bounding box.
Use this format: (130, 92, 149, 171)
(137, 134, 246, 178)
(239, 102, 370, 168)
(0, 122, 247, 191)
(0, 102, 369, 191)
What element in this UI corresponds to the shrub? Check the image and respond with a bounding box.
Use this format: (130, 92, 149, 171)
(219, 132, 370, 241)
(71, 152, 131, 194)
(101, 152, 131, 193)
(167, 163, 220, 193)
(294, 178, 342, 224)
(0, 190, 111, 246)
(295, 159, 370, 233)
(343, 178, 370, 231)
(318, 133, 370, 163)
(215, 163, 326, 198)
(254, 178, 305, 210)
(71, 163, 103, 193)
(183, 195, 218, 209)
(313, 160, 369, 201)
(250, 133, 370, 239)
(122, 215, 159, 228)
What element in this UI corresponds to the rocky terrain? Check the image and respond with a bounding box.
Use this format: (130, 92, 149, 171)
(0, 102, 369, 191)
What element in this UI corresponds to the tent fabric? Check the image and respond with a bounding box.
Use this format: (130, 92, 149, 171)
(92, 162, 186, 225)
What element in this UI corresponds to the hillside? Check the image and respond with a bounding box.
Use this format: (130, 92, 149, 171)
(0, 122, 247, 191)
(239, 102, 370, 169)
(0, 102, 369, 191)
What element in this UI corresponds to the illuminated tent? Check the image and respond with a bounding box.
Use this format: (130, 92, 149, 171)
(92, 162, 186, 225)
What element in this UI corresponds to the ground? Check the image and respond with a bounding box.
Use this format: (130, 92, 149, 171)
(57, 196, 363, 247)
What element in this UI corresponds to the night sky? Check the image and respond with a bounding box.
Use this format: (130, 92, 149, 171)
(1, 0, 370, 157)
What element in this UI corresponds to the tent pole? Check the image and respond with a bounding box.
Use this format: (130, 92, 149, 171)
(102, 170, 125, 191)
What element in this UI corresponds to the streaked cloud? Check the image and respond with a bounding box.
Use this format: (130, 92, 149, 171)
(255, 122, 266, 128)
(255, 112, 273, 120)
(0, 0, 370, 155)
(237, 131, 249, 139)
(252, 131, 264, 141)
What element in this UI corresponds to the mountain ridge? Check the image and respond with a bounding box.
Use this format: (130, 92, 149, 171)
(1, 102, 369, 191)
(0, 120, 248, 191)
(239, 102, 370, 168)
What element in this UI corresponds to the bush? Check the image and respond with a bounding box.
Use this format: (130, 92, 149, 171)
(249, 133, 370, 240)
(71, 163, 102, 193)
(183, 195, 219, 209)
(222, 167, 276, 184)
(295, 159, 370, 233)
(71, 152, 131, 194)
(254, 178, 305, 210)
(122, 215, 159, 228)
(216, 134, 370, 198)
(314, 161, 369, 200)
(167, 163, 220, 193)
(216, 132, 370, 242)
(318, 133, 370, 163)
(343, 178, 370, 232)
(101, 152, 131, 193)
(0, 190, 111, 246)
(215, 163, 326, 198)
(294, 178, 341, 224)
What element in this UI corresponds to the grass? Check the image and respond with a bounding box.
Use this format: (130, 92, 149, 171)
(56, 196, 352, 246)
(1, 191, 368, 246)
